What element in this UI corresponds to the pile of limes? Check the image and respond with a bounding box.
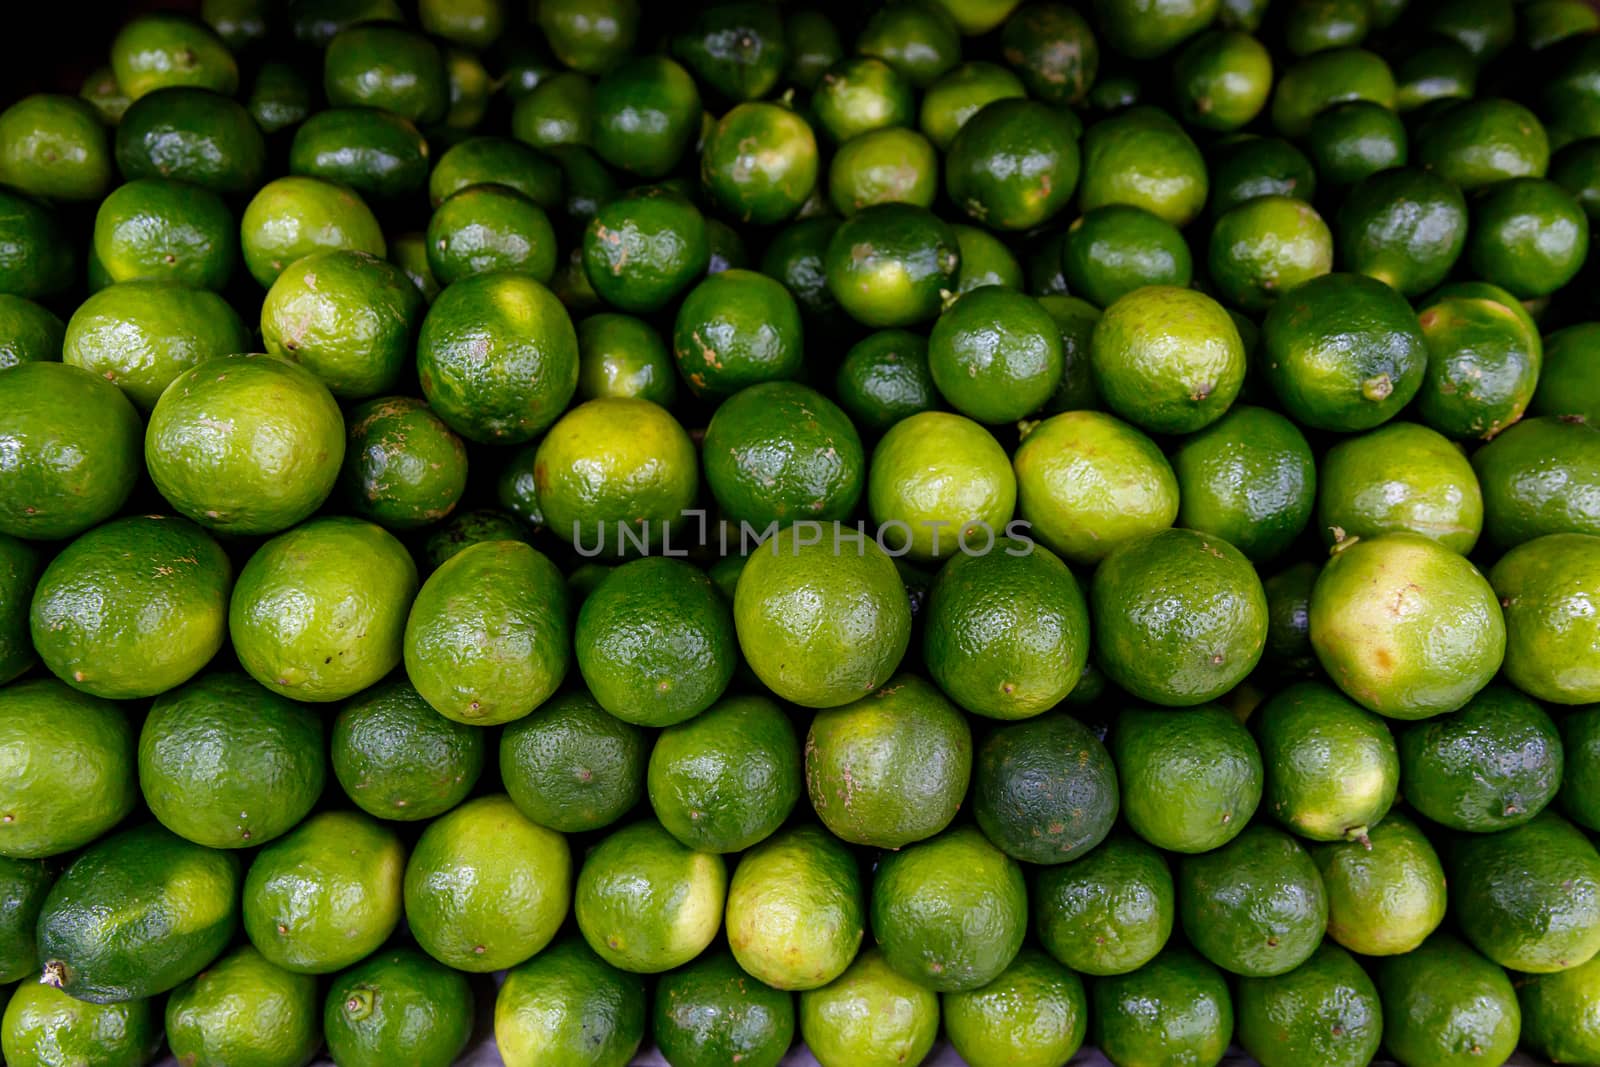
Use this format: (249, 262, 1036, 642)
(3, 1, 1600, 1066)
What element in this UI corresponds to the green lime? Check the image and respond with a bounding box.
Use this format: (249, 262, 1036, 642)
(1090, 286, 1244, 434)
(1079, 107, 1207, 226)
(859, 2, 960, 87)
(1093, 0, 1218, 57)
(828, 127, 938, 216)
(324, 24, 445, 123)
(501, 690, 645, 833)
(1562, 706, 1600, 830)
(868, 411, 1014, 562)
(429, 137, 561, 210)
(760, 217, 841, 325)
(812, 57, 914, 143)
(996, 5, 1093, 105)
(112, 13, 236, 99)
(426, 185, 558, 287)
(1532, 322, 1600, 422)
(701, 103, 820, 226)
(835, 330, 938, 431)
(944, 948, 1087, 1067)
(726, 825, 866, 990)
(510, 71, 593, 149)
(332, 678, 485, 822)
(591, 56, 700, 178)
(1091, 947, 1234, 1067)
(575, 819, 726, 973)
(1316, 421, 1482, 554)
(1262, 561, 1318, 677)
(654, 951, 795, 1067)
(139, 673, 323, 849)
(92, 178, 234, 290)
(1039, 294, 1101, 411)
(30, 514, 230, 700)
(537, 0, 636, 72)
(975, 708, 1113, 861)
(1013, 410, 1177, 565)
(1467, 176, 1589, 298)
(951, 224, 1024, 294)
(1474, 415, 1600, 547)
(1313, 811, 1446, 957)
(1284, 0, 1369, 54)
(1113, 704, 1263, 853)
(425, 509, 530, 570)
(1492, 532, 1600, 704)
(1174, 30, 1273, 131)
(1255, 681, 1397, 843)
(1034, 834, 1173, 976)
(404, 540, 568, 725)
(495, 936, 645, 1067)
(929, 286, 1063, 422)
(673, 269, 803, 399)
(0, 854, 49, 982)
(583, 186, 709, 313)
(325, 949, 474, 1067)
(338, 397, 467, 529)
(1520, 954, 1600, 1064)
(672, 1, 785, 98)
(920, 61, 1026, 151)
(116, 87, 266, 196)
(1415, 97, 1550, 189)
(1270, 47, 1396, 138)
(1553, 136, 1600, 222)
(0, 362, 141, 541)
(1208, 196, 1333, 311)
(64, 281, 249, 410)
(246, 60, 313, 134)
(705, 381, 863, 528)
(1335, 166, 1468, 296)
(1235, 943, 1381, 1067)
(824, 203, 960, 327)
(79, 65, 131, 125)
(244, 810, 403, 974)
(1208, 134, 1317, 216)
(799, 949, 938, 1067)
(389, 232, 440, 304)
(1062, 206, 1192, 309)
(0, 189, 71, 300)
(289, 108, 430, 203)
(1310, 533, 1505, 719)
(1394, 39, 1477, 112)
(232, 517, 417, 702)
(804, 672, 971, 847)
(946, 99, 1079, 230)
(784, 9, 843, 89)
(241, 176, 384, 288)
(166, 944, 319, 1067)
(1179, 825, 1328, 977)
(0, 296, 63, 370)
(576, 313, 676, 405)
(1174, 405, 1316, 563)
(2, 982, 159, 1067)
(1376, 934, 1520, 1067)
(1306, 100, 1407, 186)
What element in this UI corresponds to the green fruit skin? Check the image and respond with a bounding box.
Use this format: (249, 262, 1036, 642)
(37, 823, 240, 1003)
(1316, 421, 1483, 555)
(339, 396, 467, 530)
(30, 514, 231, 700)
(244, 811, 405, 974)
(1092, 0, 1219, 59)
(1079, 107, 1208, 227)
(952, 223, 1025, 294)
(1313, 812, 1447, 957)
(1450, 810, 1600, 972)
(673, 269, 804, 400)
(726, 825, 866, 991)
(0, 680, 137, 860)
(1034, 834, 1174, 976)
(500, 690, 645, 833)
(591, 56, 700, 178)
(1091, 286, 1244, 435)
(929, 286, 1063, 423)
(1113, 705, 1263, 854)
(262, 249, 424, 400)
(868, 411, 1016, 562)
(1376, 934, 1520, 1067)
(93, 178, 235, 290)
(1175, 30, 1272, 131)
(1399, 683, 1563, 831)
(823, 204, 960, 328)
(974, 712, 1117, 864)
(1262, 560, 1318, 677)
(804, 674, 972, 849)
(576, 313, 677, 405)
(511, 70, 594, 149)
(575, 819, 727, 973)
(112, 14, 238, 99)
(705, 381, 864, 528)
(1235, 943, 1382, 1067)
(1532, 322, 1600, 423)
(1520, 954, 1600, 1064)
(1179, 825, 1329, 978)
(146, 353, 346, 536)
(1255, 680, 1398, 842)
(325, 949, 474, 1067)
(1474, 415, 1600, 548)
(920, 61, 1026, 152)
(0, 94, 113, 202)
(1208, 195, 1333, 312)
(653, 951, 795, 1067)
(1492, 532, 1600, 704)
(333, 678, 485, 822)
(116, 87, 265, 196)
(324, 25, 446, 123)
(231, 517, 418, 703)
(240, 176, 386, 289)
(871, 826, 1027, 992)
(701, 102, 820, 227)
(1336, 167, 1468, 296)
(165, 944, 321, 1067)
(430, 137, 562, 211)
(140, 673, 325, 849)
(799, 949, 939, 1067)
(405, 795, 571, 972)
(0, 296, 64, 370)
(1174, 405, 1317, 563)
(1063, 205, 1193, 309)
(1309, 533, 1505, 719)
(1415, 97, 1549, 190)
(813, 56, 914, 143)
(426, 509, 529, 570)
(836, 329, 938, 431)
(943, 948, 1087, 1067)
(829, 127, 939, 217)
(426, 185, 558, 287)
(1208, 135, 1317, 218)
(1, 982, 161, 1067)
(583, 187, 709, 314)
(404, 540, 570, 725)
(0, 855, 51, 983)
(1563, 705, 1600, 831)
(0, 188, 75, 300)
(1271, 47, 1396, 138)
(1092, 529, 1268, 707)
(946, 99, 1080, 230)
(289, 108, 430, 203)
(648, 695, 800, 853)
(1091, 946, 1234, 1067)
(496, 936, 646, 1067)
(1467, 177, 1589, 299)
(673, 2, 787, 100)
(0, 362, 143, 541)
(248, 61, 314, 135)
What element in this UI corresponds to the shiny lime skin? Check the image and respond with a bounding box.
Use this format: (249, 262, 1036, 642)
(1415, 97, 1550, 190)
(1394, 40, 1477, 112)
(1415, 283, 1542, 440)
(165, 945, 320, 1067)
(799, 949, 938, 1067)
(701, 102, 820, 226)
(673, 269, 804, 399)
(1335, 166, 1467, 296)
(1533, 322, 1600, 423)
(426, 185, 558, 287)
(0, 534, 40, 683)
(510, 71, 594, 149)
(0, 95, 112, 202)
(1174, 30, 1273, 131)
(1179, 825, 1329, 978)
(1174, 405, 1316, 563)
(1316, 421, 1482, 554)
(592, 56, 700, 178)
(247, 61, 314, 135)
(289, 0, 405, 47)
(1079, 107, 1208, 227)
(1254, 680, 1398, 842)
(1208, 135, 1317, 217)
(0, 362, 142, 541)
(952, 224, 1024, 294)
(999, 4, 1095, 106)
(1376, 934, 1520, 1067)
(116, 87, 267, 196)
(1307, 100, 1407, 187)
(946, 99, 1079, 231)
(1013, 410, 1177, 565)
(417, 0, 501, 46)
(672, 1, 787, 100)
(1270, 47, 1396, 138)
(784, 9, 843, 90)
(1563, 707, 1600, 830)
(391, 232, 440, 303)
(1552, 137, 1600, 222)
(241, 176, 385, 288)
(653, 951, 794, 1067)
(1467, 177, 1589, 298)
(500, 690, 645, 833)
(0, 296, 63, 370)
(828, 127, 938, 216)
(859, 2, 960, 88)
(576, 819, 727, 973)
(577, 313, 676, 404)
(1113, 704, 1263, 854)
(1091, 947, 1234, 1067)
(583, 186, 710, 313)
(79, 64, 131, 126)
(705, 381, 863, 528)
(146, 353, 345, 535)
(537, 0, 637, 73)
(112, 13, 236, 99)
(1261, 272, 1428, 432)
(429, 137, 561, 210)
(920, 61, 1025, 152)
(333, 678, 484, 822)
(726, 824, 865, 990)
(404, 540, 569, 725)
(0, 680, 137, 860)
(1492, 533, 1600, 704)
(943, 949, 1087, 1067)
(262, 249, 424, 399)
(3, 976, 160, 1067)
(813, 56, 914, 143)
(1235, 943, 1382, 1067)
(93, 179, 235, 290)
(1208, 195, 1333, 311)
(64, 281, 250, 409)
(1520, 955, 1600, 1065)
(339, 396, 467, 530)
(37, 822, 240, 1002)
(0, 855, 50, 980)
(1473, 415, 1600, 547)
(1062, 205, 1192, 309)
(325, 949, 475, 1067)
(324, 25, 446, 123)
(1091, 286, 1245, 434)
(1314, 811, 1446, 957)
(31, 515, 230, 700)
(495, 936, 645, 1067)
(824, 203, 960, 327)
(425, 509, 530, 569)
(1093, 0, 1218, 58)
(760, 217, 841, 324)
(836, 329, 938, 431)
(0, 189, 74, 299)
(976, 708, 1112, 867)
(868, 411, 1015, 561)
(1033, 833, 1172, 975)
(289, 108, 430, 203)
(416, 272, 578, 444)
(1310, 533, 1505, 719)
(929, 286, 1063, 423)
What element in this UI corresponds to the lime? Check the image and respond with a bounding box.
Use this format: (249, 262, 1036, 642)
(920, 61, 1026, 151)
(943, 948, 1087, 1067)
(1394, 39, 1477, 111)
(1208, 134, 1317, 216)
(0, 854, 49, 982)
(951, 224, 1025, 294)
(705, 382, 864, 528)
(1255, 680, 1398, 843)
(0, 188, 74, 300)
(929, 286, 1063, 423)
(1495, 533, 1600, 705)
(1178, 825, 1328, 977)
(1520, 955, 1600, 1065)
(496, 936, 646, 1067)
(672, 2, 785, 98)
(324, 24, 445, 122)
(1079, 106, 1207, 226)
(812, 57, 914, 143)
(1562, 706, 1600, 830)
(583, 186, 709, 313)
(1062, 206, 1191, 309)
(2, 982, 159, 1067)
(799, 949, 938, 1067)
(116, 87, 265, 196)
(1335, 166, 1468, 295)
(112, 13, 237, 99)
(500, 690, 644, 833)
(946, 99, 1079, 230)
(1316, 421, 1482, 554)
(701, 102, 820, 226)
(426, 185, 557, 287)
(325, 949, 474, 1067)
(1376, 934, 1521, 1067)
(166, 945, 319, 1067)
(673, 269, 803, 399)
(1531, 322, 1600, 422)
(425, 509, 530, 570)
(577, 313, 676, 405)
(1091, 947, 1233, 1067)
(0, 296, 63, 370)
(1474, 415, 1600, 547)
(1313, 812, 1447, 957)
(1307, 100, 1407, 187)
(823, 203, 960, 327)
(1174, 30, 1273, 130)
(868, 411, 1014, 562)
(332, 678, 485, 822)
(1208, 196, 1333, 311)
(240, 176, 384, 288)
(1415, 97, 1550, 189)
(1262, 561, 1319, 678)
(575, 819, 726, 973)
(1467, 177, 1589, 298)
(1235, 943, 1382, 1067)
(1113, 704, 1263, 853)
(1174, 405, 1317, 563)
(653, 951, 795, 1067)
(761, 217, 841, 325)
(429, 137, 561, 210)
(92, 178, 234, 290)
(338, 397, 468, 530)
(835, 330, 938, 431)
(828, 127, 938, 216)
(1092, 0, 1218, 58)
(289, 108, 430, 203)
(1091, 286, 1244, 434)
(247, 61, 313, 133)
(1033, 834, 1174, 975)
(591, 56, 700, 178)
(726, 825, 866, 991)
(509, 70, 592, 148)
(1270, 47, 1396, 138)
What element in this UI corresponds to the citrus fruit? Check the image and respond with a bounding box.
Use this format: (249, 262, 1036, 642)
(332, 678, 485, 822)
(324, 949, 475, 1067)
(574, 819, 726, 973)
(726, 825, 866, 991)
(1033, 834, 1175, 976)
